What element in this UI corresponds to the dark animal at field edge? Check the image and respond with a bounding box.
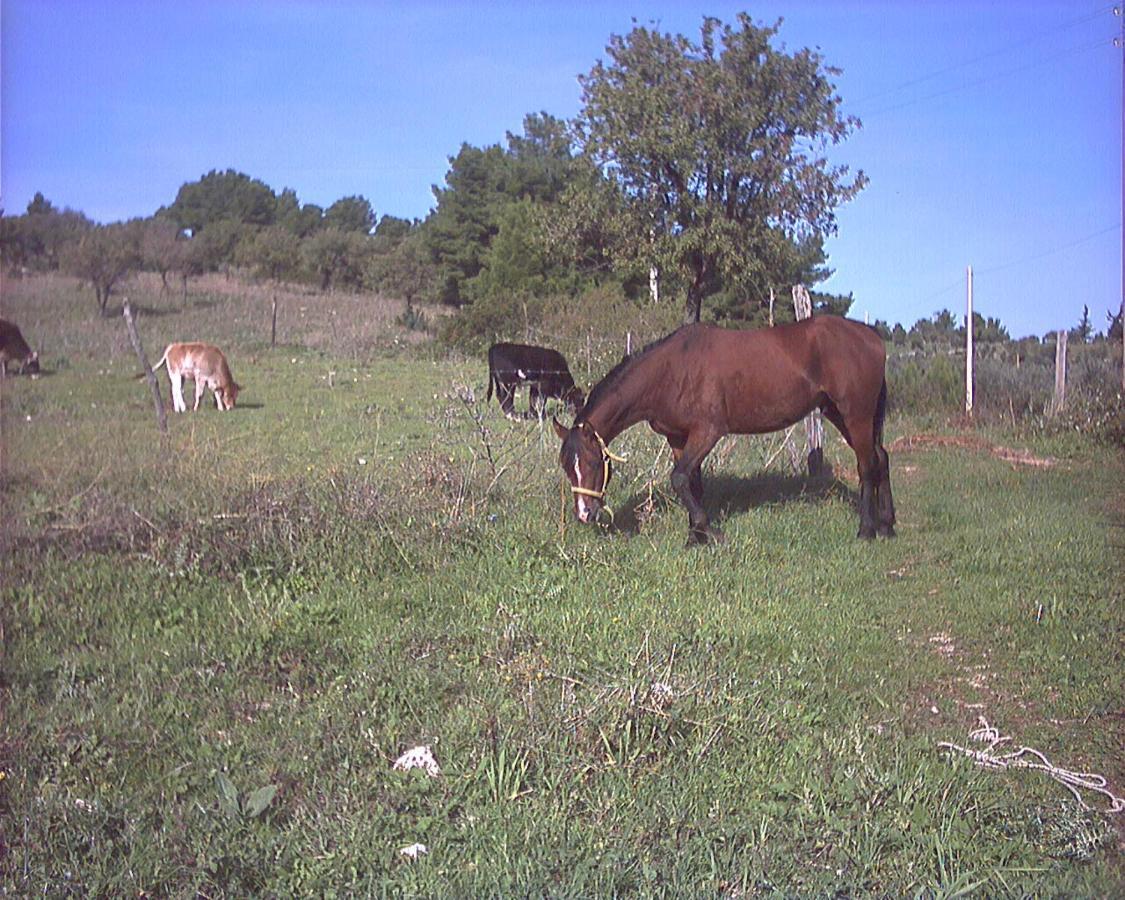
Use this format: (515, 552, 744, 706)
(553, 317, 895, 544)
(487, 342, 585, 420)
(0, 318, 40, 376)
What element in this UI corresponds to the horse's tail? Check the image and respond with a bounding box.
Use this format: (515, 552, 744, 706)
(874, 377, 888, 447)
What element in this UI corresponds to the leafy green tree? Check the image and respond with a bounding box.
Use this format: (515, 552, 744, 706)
(26, 192, 56, 216)
(909, 309, 960, 350)
(191, 219, 245, 275)
(424, 143, 510, 305)
(61, 220, 143, 315)
(140, 217, 184, 291)
(236, 225, 301, 283)
(366, 233, 434, 305)
(1069, 305, 1093, 343)
(302, 227, 369, 291)
(324, 195, 376, 234)
(275, 188, 323, 238)
(2, 197, 93, 272)
(165, 169, 277, 234)
(465, 199, 561, 301)
(424, 113, 586, 306)
(573, 14, 866, 323)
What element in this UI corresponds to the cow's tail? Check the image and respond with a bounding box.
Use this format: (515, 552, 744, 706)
(135, 345, 170, 380)
(486, 347, 496, 403)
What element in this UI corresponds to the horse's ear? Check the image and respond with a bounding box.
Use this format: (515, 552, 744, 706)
(552, 416, 569, 441)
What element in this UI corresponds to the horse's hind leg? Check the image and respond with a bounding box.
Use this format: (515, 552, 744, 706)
(875, 445, 896, 537)
(822, 402, 878, 540)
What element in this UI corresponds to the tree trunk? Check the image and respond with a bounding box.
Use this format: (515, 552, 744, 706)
(682, 254, 710, 324)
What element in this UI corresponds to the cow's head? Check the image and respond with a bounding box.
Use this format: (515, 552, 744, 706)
(219, 381, 241, 410)
(553, 417, 622, 524)
(22, 352, 40, 375)
(562, 386, 586, 414)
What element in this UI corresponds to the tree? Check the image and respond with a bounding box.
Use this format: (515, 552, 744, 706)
(366, 232, 433, 304)
(1069, 305, 1093, 344)
(26, 192, 56, 216)
(165, 169, 277, 234)
(324, 195, 376, 234)
(62, 221, 143, 315)
(302, 228, 369, 291)
(423, 143, 512, 305)
(574, 14, 866, 323)
(424, 114, 587, 306)
(275, 188, 323, 237)
(236, 225, 301, 283)
(140, 217, 184, 291)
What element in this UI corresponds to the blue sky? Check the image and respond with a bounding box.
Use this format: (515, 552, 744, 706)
(2, 1, 1120, 338)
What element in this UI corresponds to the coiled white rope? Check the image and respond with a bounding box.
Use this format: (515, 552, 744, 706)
(938, 716, 1124, 813)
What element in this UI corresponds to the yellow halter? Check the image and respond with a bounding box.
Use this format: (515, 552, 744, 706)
(569, 424, 627, 502)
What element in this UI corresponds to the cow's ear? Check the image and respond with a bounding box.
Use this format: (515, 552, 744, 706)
(552, 416, 569, 441)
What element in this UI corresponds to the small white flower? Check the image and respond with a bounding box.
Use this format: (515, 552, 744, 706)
(393, 745, 441, 777)
(399, 842, 428, 860)
(357, 458, 367, 466)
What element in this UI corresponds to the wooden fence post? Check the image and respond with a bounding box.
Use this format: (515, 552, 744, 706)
(270, 295, 278, 347)
(791, 285, 824, 476)
(1051, 330, 1067, 416)
(123, 299, 167, 434)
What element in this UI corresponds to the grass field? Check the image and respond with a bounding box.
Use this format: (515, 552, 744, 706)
(2, 274, 1122, 896)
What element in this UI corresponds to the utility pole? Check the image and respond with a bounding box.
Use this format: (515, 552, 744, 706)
(965, 265, 974, 417)
(1118, 7, 1124, 389)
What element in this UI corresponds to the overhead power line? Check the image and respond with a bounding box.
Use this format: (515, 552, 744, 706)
(974, 223, 1121, 276)
(860, 36, 1115, 119)
(854, 3, 1116, 107)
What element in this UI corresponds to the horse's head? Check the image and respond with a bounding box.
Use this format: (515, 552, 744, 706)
(553, 417, 620, 524)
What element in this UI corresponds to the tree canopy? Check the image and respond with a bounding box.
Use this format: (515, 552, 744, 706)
(573, 14, 867, 322)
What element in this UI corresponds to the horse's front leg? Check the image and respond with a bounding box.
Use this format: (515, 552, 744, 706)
(669, 430, 723, 545)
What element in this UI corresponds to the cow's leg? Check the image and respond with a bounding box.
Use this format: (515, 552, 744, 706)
(529, 383, 545, 420)
(670, 428, 723, 545)
(497, 382, 517, 419)
(169, 372, 186, 412)
(193, 377, 205, 412)
(213, 384, 223, 410)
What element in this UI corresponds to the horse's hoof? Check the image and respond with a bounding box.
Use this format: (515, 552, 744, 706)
(686, 526, 725, 546)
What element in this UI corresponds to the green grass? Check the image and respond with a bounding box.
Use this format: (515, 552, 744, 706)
(1, 274, 1122, 896)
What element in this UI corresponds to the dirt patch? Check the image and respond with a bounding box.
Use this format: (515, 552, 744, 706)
(888, 432, 1057, 468)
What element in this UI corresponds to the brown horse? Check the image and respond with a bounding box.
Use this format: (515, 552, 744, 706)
(553, 317, 895, 543)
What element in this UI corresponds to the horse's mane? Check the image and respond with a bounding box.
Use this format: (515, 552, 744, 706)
(577, 326, 687, 422)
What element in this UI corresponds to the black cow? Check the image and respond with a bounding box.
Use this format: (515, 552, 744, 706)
(487, 342, 584, 419)
(0, 319, 40, 376)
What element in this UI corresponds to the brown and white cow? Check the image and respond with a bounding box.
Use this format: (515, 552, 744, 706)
(152, 342, 240, 412)
(0, 318, 40, 376)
